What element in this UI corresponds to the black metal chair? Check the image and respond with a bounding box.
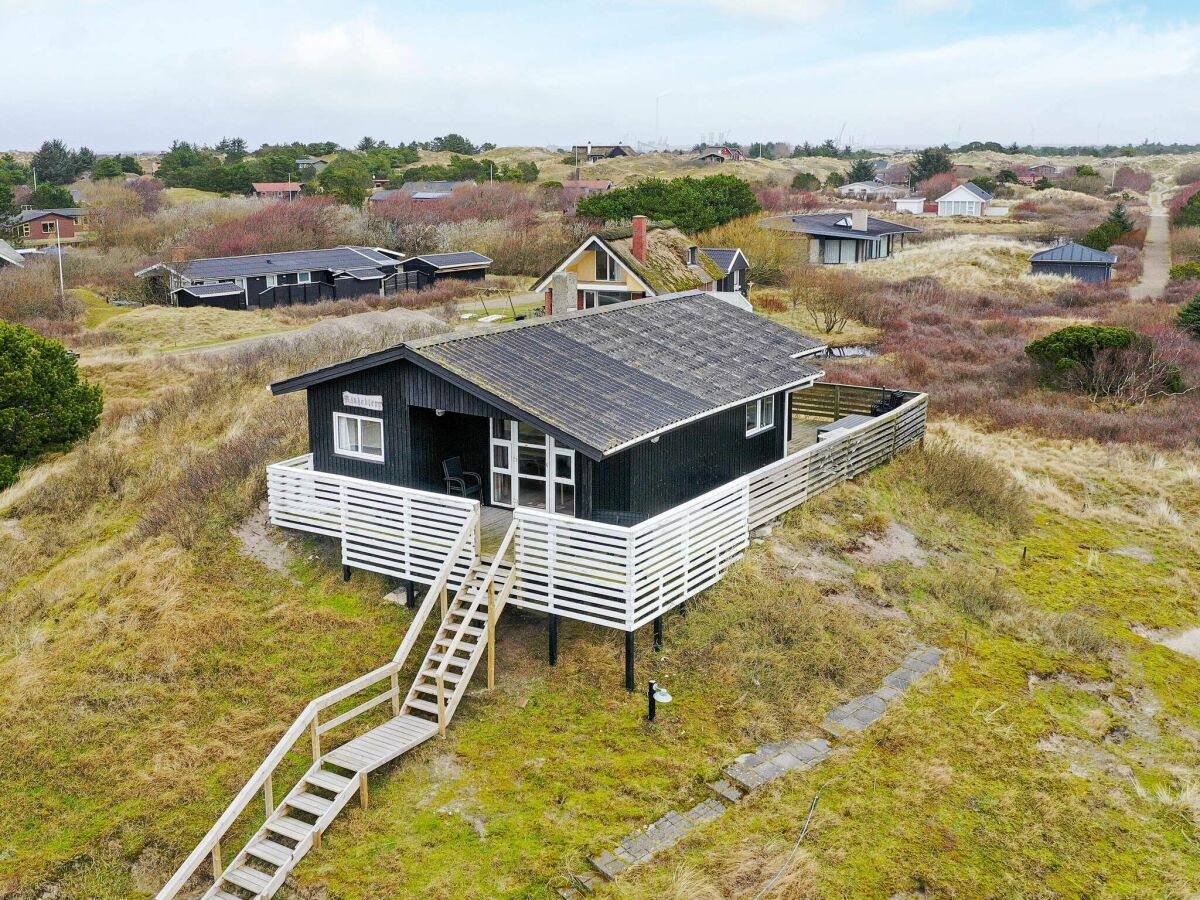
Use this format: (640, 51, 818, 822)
(442, 457, 482, 498)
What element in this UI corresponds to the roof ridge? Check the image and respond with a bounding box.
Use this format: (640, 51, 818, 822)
(406, 291, 706, 350)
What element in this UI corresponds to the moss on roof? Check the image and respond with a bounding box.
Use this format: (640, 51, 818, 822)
(602, 223, 726, 293)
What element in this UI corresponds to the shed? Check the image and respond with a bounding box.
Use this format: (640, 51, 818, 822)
(1029, 242, 1116, 283)
(401, 251, 492, 283)
(936, 182, 993, 217)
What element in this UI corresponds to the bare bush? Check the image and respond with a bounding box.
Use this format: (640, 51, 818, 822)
(899, 438, 1032, 533)
(0, 260, 81, 328)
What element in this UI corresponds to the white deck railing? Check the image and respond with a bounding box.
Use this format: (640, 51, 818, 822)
(508, 389, 926, 629)
(267, 388, 928, 631)
(266, 455, 479, 589)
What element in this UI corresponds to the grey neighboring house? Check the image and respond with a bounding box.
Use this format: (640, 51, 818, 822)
(369, 181, 473, 203)
(761, 210, 920, 264)
(1029, 242, 1116, 284)
(0, 238, 23, 268)
(297, 158, 329, 173)
(701, 247, 751, 296)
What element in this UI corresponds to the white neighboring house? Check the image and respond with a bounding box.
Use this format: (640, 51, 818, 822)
(936, 182, 993, 217)
(894, 197, 926, 215)
(837, 181, 908, 200)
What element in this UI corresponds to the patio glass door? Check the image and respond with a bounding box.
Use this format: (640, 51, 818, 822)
(489, 418, 574, 515)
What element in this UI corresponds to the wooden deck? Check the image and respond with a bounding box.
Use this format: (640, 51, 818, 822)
(788, 415, 825, 455)
(480, 505, 515, 559)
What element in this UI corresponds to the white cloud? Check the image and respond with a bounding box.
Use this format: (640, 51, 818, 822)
(894, 0, 971, 12)
(662, 0, 839, 22)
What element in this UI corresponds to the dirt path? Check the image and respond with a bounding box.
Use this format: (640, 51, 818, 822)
(1131, 191, 1170, 300)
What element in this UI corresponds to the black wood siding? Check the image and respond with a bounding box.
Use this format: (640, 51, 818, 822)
(401, 259, 488, 283)
(587, 391, 785, 522)
(304, 360, 786, 524)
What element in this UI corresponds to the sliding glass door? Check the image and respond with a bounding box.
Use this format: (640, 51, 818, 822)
(489, 419, 575, 515)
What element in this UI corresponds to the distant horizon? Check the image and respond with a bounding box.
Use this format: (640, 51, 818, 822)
(7, 0, 1199, 151)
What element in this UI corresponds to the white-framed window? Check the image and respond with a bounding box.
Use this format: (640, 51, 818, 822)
(297, 271, 311, 283)
(20, 224, 30, 237)
(333, 412, 384, 462)
(745, 396, 776, 437)
(732, 268, 741, 289)
(42, 221, 56, 233)
(594, 248, 618, 281)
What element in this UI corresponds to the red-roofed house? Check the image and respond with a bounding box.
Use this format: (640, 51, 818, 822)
(251, 182, 302, 200)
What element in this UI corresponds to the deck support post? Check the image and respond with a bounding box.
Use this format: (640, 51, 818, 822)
(342, 564, 351, 583)
(405, 580, 416, 610)
(359, 773, 369, 809)
(625, 629, 635, 692)
(211, 841, 222, 880)
(264, 774, 274, 818)
(311, 829, 321, 850)
(440, 585, 448, 620)
(548, 614, 559, 666)
(653, 616, 663, 652)
(310, 718, 321, 762)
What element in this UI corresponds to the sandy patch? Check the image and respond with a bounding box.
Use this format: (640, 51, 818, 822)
(1136, 625, 1200, 662)
(232, 502, 296, 576)
(850, 523, 928, 567)
(1037, 733, 1133, 780)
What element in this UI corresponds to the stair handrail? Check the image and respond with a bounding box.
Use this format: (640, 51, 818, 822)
(158, 509, 480, 900)
(434, 521, 519, 733)
(434, 520, 517, 683)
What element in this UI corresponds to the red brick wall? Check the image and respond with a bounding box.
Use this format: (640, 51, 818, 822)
(19, 214, 76, 239)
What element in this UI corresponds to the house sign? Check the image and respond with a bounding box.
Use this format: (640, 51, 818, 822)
(343, 391, 384, 411)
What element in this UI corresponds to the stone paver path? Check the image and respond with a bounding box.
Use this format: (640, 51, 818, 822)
(558, 643, 946, 897)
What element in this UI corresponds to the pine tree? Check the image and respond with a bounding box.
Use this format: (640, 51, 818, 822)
(1178, 293, 1200, 339)
(1106, 202, 1135, 233)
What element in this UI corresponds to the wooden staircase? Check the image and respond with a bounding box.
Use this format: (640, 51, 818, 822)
(161, 519, 518, 900)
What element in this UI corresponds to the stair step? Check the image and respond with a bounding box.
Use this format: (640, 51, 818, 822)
(286, 791, 334, 817)
(224, 865, 272, 893)
(405, 697, 443, 714)
(413, 681, 456, 698)
(427, 649, 470, 664)
(246, 838, 293, 867)
(420, 666, 463, 682)
(267, 815, 316, 841)
(444, 624, 484, 639)
(212, 891, 244, 900)
(306, 769, 353, 793)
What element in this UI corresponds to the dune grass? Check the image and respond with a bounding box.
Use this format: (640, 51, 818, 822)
(92, 305, 299, 351)
(162, 187, 223, 203)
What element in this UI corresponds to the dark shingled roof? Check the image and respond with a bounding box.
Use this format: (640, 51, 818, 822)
(178, 282, 244, 298)
(700, 247, 744, 274)
(1030, 242, 1117, 265)
(142, 246, 397, 281)
(271, 292, 825, 458)
(14, 208, 84, 224)
(411, 251, 493, 269)
(761, 213, 921, 240)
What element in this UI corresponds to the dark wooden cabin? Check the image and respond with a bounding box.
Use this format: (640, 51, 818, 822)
(269, 292, 827, 526)
(400, 251, 493, 284)
(1029, 242, 1116, 284)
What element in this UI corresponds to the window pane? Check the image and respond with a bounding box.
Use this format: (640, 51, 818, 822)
(518, 478, 546, 509)
(492, 418, 511, 440)
(761, 398, 775, 428)
(492, 473, 512, 506)
(555, 452, 573, 480)
(554, 483, 575, 516)
(745, 402, 758, 432)
(493, 445, 510, 470)
(360, 419, 383, 457)
(517, 420, 544, 444)
(518, 446, 546, 477)
(337, 415, 359, 452)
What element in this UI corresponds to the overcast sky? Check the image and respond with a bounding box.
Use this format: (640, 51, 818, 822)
(4, 0, 1198, 152)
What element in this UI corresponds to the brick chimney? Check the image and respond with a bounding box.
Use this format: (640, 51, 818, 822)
(631, 215, 648, 263)
(852, 209, 868, 232)
(548, 272, 578, 316)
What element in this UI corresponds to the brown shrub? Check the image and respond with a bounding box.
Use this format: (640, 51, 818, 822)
(900, 439, 1032, 534)
(0, 261, 82, 328)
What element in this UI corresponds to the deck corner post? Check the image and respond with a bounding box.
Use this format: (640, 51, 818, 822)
(405, 580, 416, 610)
(625, 629, 635, 691)
(211, 840, 222, 881)
(359, 772, 369, 809)
(342, 564, 351, 583)
(548, 613, 559, 666)
(653, 615, 663, 652)
(487, 581, 497, 690)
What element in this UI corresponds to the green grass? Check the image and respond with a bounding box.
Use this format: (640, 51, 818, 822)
(2, 333, 1199, 897)
(162, 187, 223, 202)
(75, 288, 136, 328)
